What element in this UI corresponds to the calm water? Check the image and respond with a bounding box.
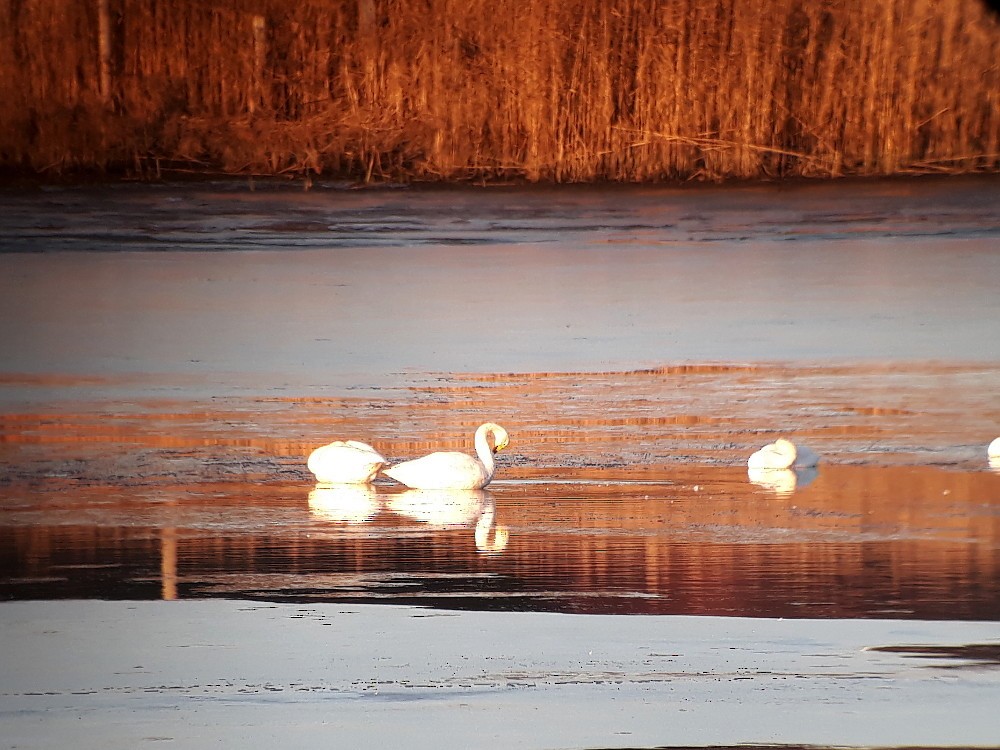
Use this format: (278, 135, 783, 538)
(1, 177, 999, 620)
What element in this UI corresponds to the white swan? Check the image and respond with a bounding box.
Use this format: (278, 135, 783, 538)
(988, 438, 1000, 473)
(382, 423, 509, 490)
(306, 440, 386, 484)
(747, 438, 819, 470)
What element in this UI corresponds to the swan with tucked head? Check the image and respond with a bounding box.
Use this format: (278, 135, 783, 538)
(382, 422, 509, 490)
(747, 438, 819, 470)
(989, 438, 1000, 472)
(307, 440, 386, 484)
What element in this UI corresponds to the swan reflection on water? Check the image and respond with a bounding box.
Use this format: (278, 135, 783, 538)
(388, 489, 510, 552)
(308, 483, 381, 524)
(747, 465, 819, 497)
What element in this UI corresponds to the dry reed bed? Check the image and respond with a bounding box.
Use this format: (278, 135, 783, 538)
(1, 0, 998, 181)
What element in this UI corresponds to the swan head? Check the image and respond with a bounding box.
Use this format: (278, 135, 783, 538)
(479, 423, 509, 453)
(492, 425, 510, 453)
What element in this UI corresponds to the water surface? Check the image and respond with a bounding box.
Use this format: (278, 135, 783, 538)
(1, 177, 999, 620)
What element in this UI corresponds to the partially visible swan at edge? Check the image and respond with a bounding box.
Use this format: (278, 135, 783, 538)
(747, 438, 819, 470)
(382, 422, 509, 490)
(989, 437, 1000, 473)
(989, 437, 1000, 458)
(307, 440, 386, 484)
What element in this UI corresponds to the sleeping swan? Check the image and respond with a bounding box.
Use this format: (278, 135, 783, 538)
(307, 440, 386, 484)
(747, 437, 819, 470)
(382, 422, 509, 490)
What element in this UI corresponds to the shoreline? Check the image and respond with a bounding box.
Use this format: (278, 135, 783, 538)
(3, 600, 1000, 750)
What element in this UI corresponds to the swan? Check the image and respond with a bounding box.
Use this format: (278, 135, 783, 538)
(989, 438, 1000, 473)
(306, 440, 386, 484)
(382, 422, 509, 490)
(747, 438, 819, 470)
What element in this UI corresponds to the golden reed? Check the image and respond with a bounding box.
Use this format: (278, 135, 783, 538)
(1, 0, 998, 181)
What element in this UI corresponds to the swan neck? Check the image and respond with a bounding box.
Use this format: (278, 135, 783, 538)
(474, 424, 496, 477)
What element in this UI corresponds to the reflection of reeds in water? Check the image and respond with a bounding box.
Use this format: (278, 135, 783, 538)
(2, 0, 998, 179)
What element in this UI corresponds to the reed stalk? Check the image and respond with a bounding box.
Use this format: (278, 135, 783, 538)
(1, 0, 997, 180)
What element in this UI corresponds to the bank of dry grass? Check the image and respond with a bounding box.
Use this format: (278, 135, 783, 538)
(1, 0, 998, 181)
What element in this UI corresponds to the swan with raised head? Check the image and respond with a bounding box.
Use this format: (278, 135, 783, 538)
(382, 422, 509, 490)
(306, 440, 386, 484)
(747, 438, 819, 470)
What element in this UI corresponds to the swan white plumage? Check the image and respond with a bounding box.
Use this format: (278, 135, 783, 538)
(747, 438, 819, 470)
(988, 438, 1000, 473)
(306, 440, 386, 484)
(382, 423, 509, 490)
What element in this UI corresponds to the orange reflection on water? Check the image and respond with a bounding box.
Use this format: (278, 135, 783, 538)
(1, 362, 999, 617)
(1, 464, 997, 619)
